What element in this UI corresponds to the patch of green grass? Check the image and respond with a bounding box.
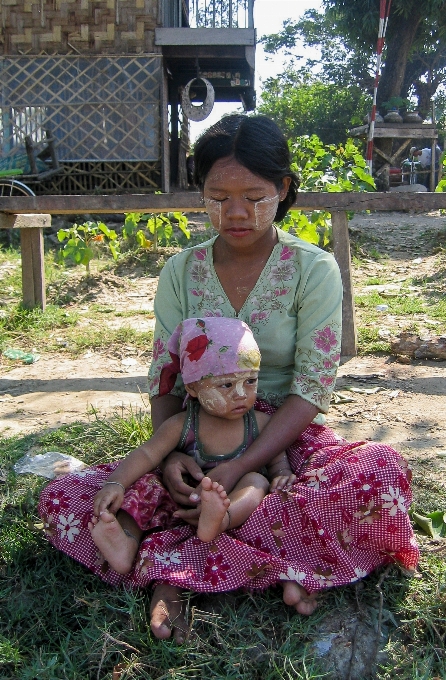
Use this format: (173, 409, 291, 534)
(114, 310, 154, 318)
(63, 325, 153, 356)
(363, 276, 389, 286)
(377, 555, 446, 680)
(0, 305, 153, 356)
(357, 326, 391, 355)
(427, 296, 446, 324)
(0, 248, 22, 293)
(400, 321, 421, 334)
(0, 304, 78, 352)
(85, 303, 116, 314)
(355, 291, 426, 316)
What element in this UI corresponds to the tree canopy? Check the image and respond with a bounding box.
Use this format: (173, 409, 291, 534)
(323, 0, 446, 117)
(258, 0, 446, 133)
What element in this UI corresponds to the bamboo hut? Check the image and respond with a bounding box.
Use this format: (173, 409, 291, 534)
(0, 0, 256, 194)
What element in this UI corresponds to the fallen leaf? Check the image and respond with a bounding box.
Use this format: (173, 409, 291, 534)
(331, 391, 356, 404)
(411, 510, 446, 539)
(341, 386, 384, 395)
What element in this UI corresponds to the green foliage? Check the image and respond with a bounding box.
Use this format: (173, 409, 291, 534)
(357, 326, 391, 355)
(258, 73, 370, 146)
(290, 136, 375, 192)
(122, 211, 150, 249)
(261, 10, 374, 91)
(260, 3, 446, 124)
(381, 96, 411, 111)
(122, 211, 190, 252)
(278, 135, 375, 247)
(57, 221, 119, 274)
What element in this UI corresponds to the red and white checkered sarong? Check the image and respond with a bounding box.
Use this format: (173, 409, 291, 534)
(38, 402, 419, 593)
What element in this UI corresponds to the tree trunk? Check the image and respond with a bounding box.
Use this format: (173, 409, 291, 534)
(413, 80, 438, 120)
(376, 13, 423, 112)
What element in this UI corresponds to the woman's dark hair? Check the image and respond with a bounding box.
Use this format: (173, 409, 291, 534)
(193, 114, 299, 222)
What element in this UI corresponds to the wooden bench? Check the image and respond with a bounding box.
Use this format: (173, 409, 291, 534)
(2, 191, 446, 357)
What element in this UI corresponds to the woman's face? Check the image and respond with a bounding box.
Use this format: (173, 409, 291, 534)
(203, 157, 290, 248)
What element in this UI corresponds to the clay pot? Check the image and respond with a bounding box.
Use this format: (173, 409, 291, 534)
(403, 111, 423, 124)
(363, 112, 384, 124)
(384, 110, 403, 123)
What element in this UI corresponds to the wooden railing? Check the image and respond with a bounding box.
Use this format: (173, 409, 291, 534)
(2, 191, 446, 357)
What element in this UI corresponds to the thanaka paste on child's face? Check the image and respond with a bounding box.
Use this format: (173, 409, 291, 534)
(186, 371, 258, 417)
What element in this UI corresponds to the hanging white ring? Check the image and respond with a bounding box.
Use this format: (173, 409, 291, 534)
(181, 77, 215, 122)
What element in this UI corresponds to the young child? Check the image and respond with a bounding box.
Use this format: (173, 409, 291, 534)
(89, 317, 295, 574)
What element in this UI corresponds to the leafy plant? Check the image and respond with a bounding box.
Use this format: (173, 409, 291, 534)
(278, 135, 375, 247)
(382, 96, 410, 111)
(57, 221, 119, 274)
(122, 211, 190, 252)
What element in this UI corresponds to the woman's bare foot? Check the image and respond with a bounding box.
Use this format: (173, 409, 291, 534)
(197, 477, 231, 542)
(281, 581, 318, 615)
(150, 584, 188, 644)
(88, 511, 139, 574)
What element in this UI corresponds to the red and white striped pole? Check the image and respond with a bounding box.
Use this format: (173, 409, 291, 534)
(366, 0, 392, 175)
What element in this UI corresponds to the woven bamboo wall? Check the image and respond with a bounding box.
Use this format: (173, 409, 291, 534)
(0, 0, 159, 55)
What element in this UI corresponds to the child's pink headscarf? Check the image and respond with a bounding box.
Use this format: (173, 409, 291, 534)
(159, 317, 261, 396)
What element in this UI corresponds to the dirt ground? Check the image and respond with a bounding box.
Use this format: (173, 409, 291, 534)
(1, 211, 445, 485)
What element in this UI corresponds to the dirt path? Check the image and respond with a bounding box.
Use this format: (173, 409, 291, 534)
(1, 211, 445, 485)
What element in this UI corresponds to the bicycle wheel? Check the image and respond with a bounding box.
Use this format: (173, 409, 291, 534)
(0, 178, 35, 197)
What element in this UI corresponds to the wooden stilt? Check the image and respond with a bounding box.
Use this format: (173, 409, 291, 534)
(331, 210, 357, 357)
(20, 227, 46, 310)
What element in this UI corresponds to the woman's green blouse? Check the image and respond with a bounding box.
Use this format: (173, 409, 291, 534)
(148, 228, 343, 413)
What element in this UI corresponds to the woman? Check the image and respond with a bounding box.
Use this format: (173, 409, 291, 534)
(39, 114, 419, 644)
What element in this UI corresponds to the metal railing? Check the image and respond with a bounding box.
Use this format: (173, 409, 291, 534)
(162, 0, 254, 28)
(191, 0, 254, 28)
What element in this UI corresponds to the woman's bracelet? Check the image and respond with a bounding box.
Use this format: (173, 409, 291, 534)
(103, 481, 126, 493)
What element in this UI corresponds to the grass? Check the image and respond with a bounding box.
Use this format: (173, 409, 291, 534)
(1, 412, 445, 679)
(0, 304, 153, 357)
(357, 327, 391, 355)
(353, 253, 446, 352)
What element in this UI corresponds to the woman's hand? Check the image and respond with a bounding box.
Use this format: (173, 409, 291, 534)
(93, 483, 124, 517)
(162, 450, 204, 506)
(192, 460, 244, 497)
(269, 473, 297, 492)
(172, 506, 201, 526)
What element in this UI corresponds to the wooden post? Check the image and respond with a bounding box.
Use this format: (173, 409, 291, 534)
(25, 136, 39, 175)
(46, 129, 59, 171)
(170, 82, 180, 187)
(20, 227, 46, 310)
(331, 210, 357, 357)
(0, 213, 51, 310)
(430, 138, 436, 191)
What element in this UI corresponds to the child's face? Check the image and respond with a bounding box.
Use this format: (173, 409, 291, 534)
(185, 371, 258, 419)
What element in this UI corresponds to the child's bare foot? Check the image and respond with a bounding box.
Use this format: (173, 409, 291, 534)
(281, 581, 318, 615)
(88, 511, 139, 574)
(196, 477, 230, 542)
(150, 584, 188, 644)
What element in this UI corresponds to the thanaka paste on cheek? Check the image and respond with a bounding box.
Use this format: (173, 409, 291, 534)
(197, 387, 228, 414)
(204, 198, 222, 231)
(254, 195, 279, 230)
